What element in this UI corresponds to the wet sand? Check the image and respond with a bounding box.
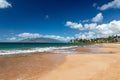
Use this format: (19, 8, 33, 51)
(0, 53, 66, 80)
(0, 43, 120, 80)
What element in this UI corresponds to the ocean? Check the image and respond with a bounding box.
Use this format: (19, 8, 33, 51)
(0, 43, 83, 55)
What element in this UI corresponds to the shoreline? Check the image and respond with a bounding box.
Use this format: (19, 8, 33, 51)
(0, 45, 79, 56)
(0, 43, 120, 80)
(0, 43, 105, 56)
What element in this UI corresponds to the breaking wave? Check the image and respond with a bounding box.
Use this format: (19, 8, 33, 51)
(0, 46, 78, 55)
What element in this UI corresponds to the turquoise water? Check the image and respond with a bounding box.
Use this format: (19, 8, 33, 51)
(0, 43, 83, 55)
(0, 43, 81, 50)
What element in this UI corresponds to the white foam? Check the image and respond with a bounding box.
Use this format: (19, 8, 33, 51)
(0, 46, 78, 55)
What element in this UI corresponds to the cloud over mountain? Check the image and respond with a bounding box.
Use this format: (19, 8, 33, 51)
(18, 33, 41, 38)
(16, 33, 74, 42)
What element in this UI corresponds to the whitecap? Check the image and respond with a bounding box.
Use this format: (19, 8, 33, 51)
(0, 46, 78, 55)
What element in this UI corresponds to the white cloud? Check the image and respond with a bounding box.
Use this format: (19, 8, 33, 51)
(7, 37, 16, 41)
(17, 32, 74, 42)
(98, 0, 120, 10)
(69, 13, 103, 24)
(65, 13, 98, 31)
(92, 13, 103, 22)
(18, 33, 41, 38)
(65, 21, 84, 30)
(75, 32, 96, 39)
(44, 35, 65, 40)
(66, 20, 120, 39)
(0, 0, 11, 9)
(84, 23, 97, 30)
(44, 35, 74, 41)
(96, 20, 120, 36)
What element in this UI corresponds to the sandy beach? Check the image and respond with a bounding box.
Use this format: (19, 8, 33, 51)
(0, 43, 120, 80)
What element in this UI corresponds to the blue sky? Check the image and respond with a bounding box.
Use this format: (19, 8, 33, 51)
(0, 0, 120, 41)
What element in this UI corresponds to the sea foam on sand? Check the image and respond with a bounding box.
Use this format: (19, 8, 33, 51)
(0, 46, 78, 55)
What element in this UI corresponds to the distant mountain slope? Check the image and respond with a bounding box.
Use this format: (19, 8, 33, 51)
(20, 37, 64, 43)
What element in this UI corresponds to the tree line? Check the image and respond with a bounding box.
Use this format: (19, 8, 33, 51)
(70, 35, 120, 44)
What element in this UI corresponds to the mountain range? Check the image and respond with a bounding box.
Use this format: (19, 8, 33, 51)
(20, 37, 64, 43)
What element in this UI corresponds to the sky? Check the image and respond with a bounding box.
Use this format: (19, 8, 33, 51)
(0, 0, 120, 42)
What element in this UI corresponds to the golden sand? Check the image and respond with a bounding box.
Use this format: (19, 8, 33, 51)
(0, 53, 66, 80)
(0, 43, 120, 80)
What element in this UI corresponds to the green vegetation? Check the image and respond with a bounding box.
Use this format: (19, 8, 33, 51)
(70, 35, 120, 44)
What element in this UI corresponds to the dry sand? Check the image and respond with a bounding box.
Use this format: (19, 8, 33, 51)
(0, 43, 120, 80)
